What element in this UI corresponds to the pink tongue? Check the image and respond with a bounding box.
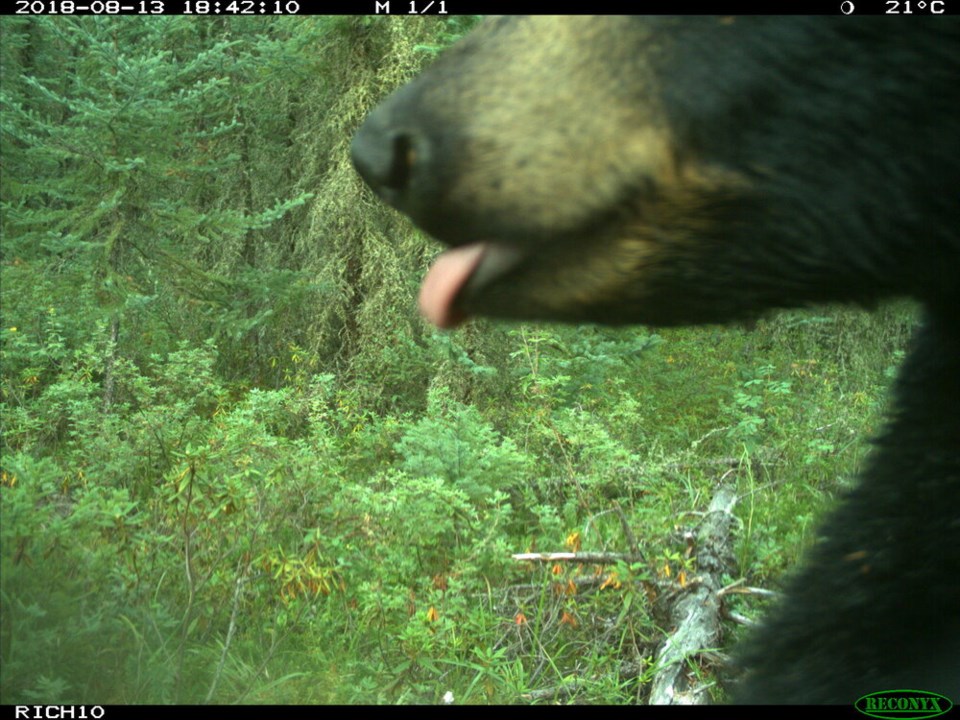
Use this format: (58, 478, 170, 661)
(419, 243, 486, 328)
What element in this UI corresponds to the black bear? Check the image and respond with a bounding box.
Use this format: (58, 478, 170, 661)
(351, 17, 960, 704)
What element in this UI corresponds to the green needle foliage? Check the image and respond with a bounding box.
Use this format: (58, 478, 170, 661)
(1, 16, 916, 704)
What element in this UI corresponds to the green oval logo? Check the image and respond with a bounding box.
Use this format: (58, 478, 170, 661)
(855, 689, 954, 719)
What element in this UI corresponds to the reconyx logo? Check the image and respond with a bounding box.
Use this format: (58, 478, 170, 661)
(856, 690, 953, 719)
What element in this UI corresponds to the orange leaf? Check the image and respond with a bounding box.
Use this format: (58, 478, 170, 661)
(600, 572, 622, 590)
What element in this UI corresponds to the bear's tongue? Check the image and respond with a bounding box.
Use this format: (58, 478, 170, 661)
(419, 243, 487, 329)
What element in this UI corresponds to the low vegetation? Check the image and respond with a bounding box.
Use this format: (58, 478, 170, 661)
(0, 15, 916, 704)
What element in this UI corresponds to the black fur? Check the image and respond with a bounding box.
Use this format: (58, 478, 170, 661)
(353, 17, 960, 703)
